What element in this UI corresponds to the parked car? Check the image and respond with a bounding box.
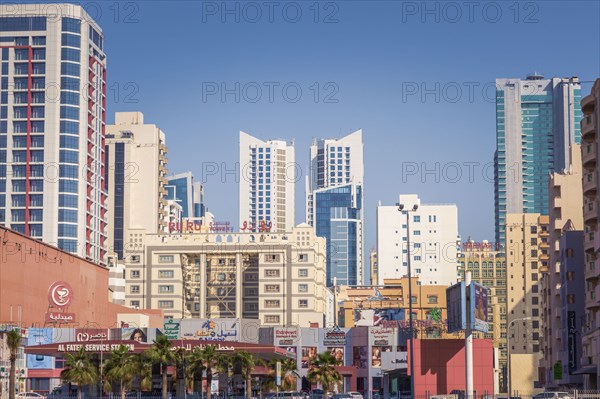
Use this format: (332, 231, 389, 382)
(310, 390, 326, 399)
(347, 393, 363, 399)
(533, 393, 571, 399)
(17, 393, 45, 398)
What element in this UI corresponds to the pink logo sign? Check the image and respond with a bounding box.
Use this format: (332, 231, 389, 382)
(48, 281, 73, 309)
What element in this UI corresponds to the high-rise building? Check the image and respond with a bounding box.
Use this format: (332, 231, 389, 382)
(166, 171, 205, 219)
(239, 131, 295, 233)
(495, 75, 582, 244)
(369, 248, 378, 285)
(580, 78, 600, 388)
(458, 240, 507, 391)
(376, 194, 459, 286)
(540, 144, 584, 388)
(505, 213, 549, 395)
(0, 4, 107, 264)
(306, 130, 364, 286)
(105, 112, 169, 260)
(122, 224, 328, 326)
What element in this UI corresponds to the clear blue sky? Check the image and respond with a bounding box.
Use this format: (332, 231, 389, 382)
(36, 1, 600, 253)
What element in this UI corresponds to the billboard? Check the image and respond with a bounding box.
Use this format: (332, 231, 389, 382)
(446, 282, 466, 333)
(180, 319, 239, 341)
(470, 282, 489, 333)
(354, 308, 405, 326)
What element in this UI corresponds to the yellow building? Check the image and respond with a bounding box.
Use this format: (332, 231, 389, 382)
(505, 213, 549, 395)
(458, 240, 507, 390)
(336, 278, 455, 339)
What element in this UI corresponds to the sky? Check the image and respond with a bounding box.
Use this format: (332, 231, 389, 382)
(28, 0, 600, 259)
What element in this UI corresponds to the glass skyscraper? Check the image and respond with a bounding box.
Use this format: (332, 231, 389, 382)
(0, 5, 107, 264)
(494, 75, 582, 244)
(167, 171, 204, 219)
(307, 130, 364, 286)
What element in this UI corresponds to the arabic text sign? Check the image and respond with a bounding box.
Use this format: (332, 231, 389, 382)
(323, 327, 346, 346)
(180, 319, 238, 341)
(447, 282, 466, 333)
(164, 319, 181, 339)
(75, 329, 108, 342)
(45, 312, 76, 323)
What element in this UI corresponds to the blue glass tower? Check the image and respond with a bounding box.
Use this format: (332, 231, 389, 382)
(307, 130, 364, 286)
(167, 172, 204, 219)
(494, 75, 582, 244)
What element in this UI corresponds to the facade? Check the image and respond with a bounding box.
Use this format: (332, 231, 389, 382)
(0, 4, 107, 264)
(580, 78, 600, 388)
(376, 194, 459, 286)
(540, 144, 584, 388)
(0, 225, 163, 328)
(336, 278, 449, 333)
(370, 249, 378, 285)
(105, 112, 169, 260)
(239, 131, 295, 233)
(122, 223, 328, 326)
(495, 75, 582, 244)
(306, 130, 364, 285)
(166, 171, 205, 219)
(458, 241, 507, 391)
(505, 213, 549, 395)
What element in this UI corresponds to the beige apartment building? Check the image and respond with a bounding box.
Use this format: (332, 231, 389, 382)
(458, 241, 507, 390)
(580, 79, 600, 388)
(540, 144, 584, 387)
(105, 112, 170, 261)
(505, 213, 549, 395)
(122, 223, 328, 327)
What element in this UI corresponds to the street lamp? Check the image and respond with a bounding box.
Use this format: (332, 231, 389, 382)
(507, 316, 532, 396)
(398, 203, 418, 399)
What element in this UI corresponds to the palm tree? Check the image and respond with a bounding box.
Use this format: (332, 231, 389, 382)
(307, 352, 342, 394)
(145, 335, 176, 399)
(186, 347, 205, 396)
(215, 352, 234, 396)
(262, 358, 299, 392)
(61, 347, 99, 399)
(7, 329, 21, 399)
(174, 348, 188, 398)
(201, 345, 222, 399)
(234, 351, 256, 399)
(104, 345, 146, 399)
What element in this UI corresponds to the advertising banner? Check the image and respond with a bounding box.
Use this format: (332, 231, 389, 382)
(446, 282, 466, 333)
(470, 282, 489, 333)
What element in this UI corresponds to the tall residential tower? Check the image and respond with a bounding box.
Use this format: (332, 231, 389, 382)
(306, 130, 364, 286)
(239, 131, 295, 233)
(0, 4, 107, 264)
(494, 75, 582, 244)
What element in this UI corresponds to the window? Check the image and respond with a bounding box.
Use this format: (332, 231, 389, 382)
(567, 294, 575, 304)
(428, 295, 438, 304)
(264, 284, 280, 293)
(410, 296, 417, 304)
(414, 230, 421, 235)
(130, 285, 140, 294)
(531, 273, 538, 282)
(159, 285, 174, 293)
(130, 270, 140, 278)
(158, 300, 174, 309)
(298, 299, 308, 308)
(159, 270, 174, 278)
(130, 300, 140, 308)
(264, 315, 280, 324)
(567, 271, 574, 281)
(413, 215, 420, 222)
(244, 288, 258, 296)
(298, 269, 308, 277)
(159, 255, 174, 263)
(299, 253, 308, 262)
(264, 269, 280, 277)
(299, 284, 308, 293)
(244, 302, 258, 311)
(265, 254, 280, 262)
(264, 300, 280, 308)
(130, 255, 140, 263)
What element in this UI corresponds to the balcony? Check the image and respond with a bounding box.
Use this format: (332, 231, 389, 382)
(585, 231, 596, 252)
(585, 200, 598, 225)
(584, 171, 597, 197)
(582, 114, 597, 139)
(582, 94, 596, 114)
(555, 308, 562, 318)
(583, 142, 597, 170)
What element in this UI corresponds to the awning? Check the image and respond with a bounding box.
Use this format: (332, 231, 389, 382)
(572, 366, 598, 375)
(25, 339, 294, 360)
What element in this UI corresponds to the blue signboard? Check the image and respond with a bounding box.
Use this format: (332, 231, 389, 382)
(446, 282, 466, 333)
(470, 282, 489, 333)
(26, 328, 54, 369)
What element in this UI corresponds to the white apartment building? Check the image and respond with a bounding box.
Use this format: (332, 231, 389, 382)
(122, 223, 328, 327)
(376, 194, 459, 286)
(0, 4, 107, 264)
(105, 112, 169, 260)
(239, 131, 295, 233)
